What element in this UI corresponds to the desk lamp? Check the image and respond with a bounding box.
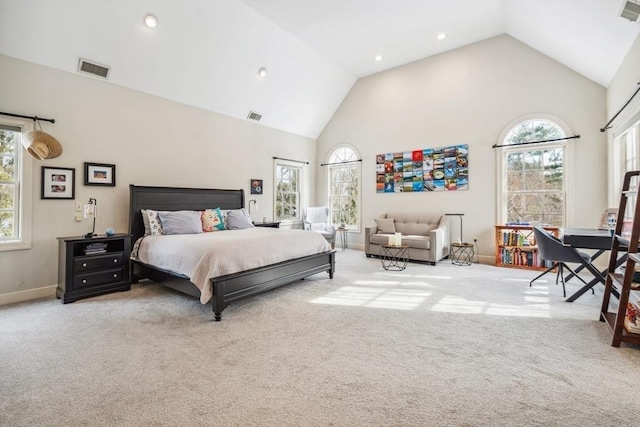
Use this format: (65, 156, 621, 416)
(83, 198, 97, 238)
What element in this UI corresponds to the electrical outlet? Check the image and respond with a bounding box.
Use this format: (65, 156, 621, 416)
(75, 214, 83, 222)
(75, 202, 83, 212)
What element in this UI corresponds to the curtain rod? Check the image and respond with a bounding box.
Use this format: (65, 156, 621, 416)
(492, 134, 580, 149)
(320, 159, 362, 167)
(600, 82, 640, 132)
(0, 111, 55, 124)
(273, 156, 308, 165)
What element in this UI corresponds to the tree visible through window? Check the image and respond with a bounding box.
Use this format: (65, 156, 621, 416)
(0, 125, 20, 240)
(275, 161, 301, 221)
(328, 146, 360, 230)
(502, 119, 566, 227)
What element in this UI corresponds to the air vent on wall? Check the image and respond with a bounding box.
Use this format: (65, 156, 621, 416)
(247, 111, 263, 122)
(620, 0, 640, 22)
(77, 58, 110, 79)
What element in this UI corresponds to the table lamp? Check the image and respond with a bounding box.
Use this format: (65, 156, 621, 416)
(83, 198, 97, 238)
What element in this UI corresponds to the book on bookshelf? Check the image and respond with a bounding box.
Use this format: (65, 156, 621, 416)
(624, 302, 640, 334)
(84, 242, 108, 255)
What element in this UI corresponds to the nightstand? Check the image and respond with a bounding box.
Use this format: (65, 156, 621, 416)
(253, 221, 281, 228)
(56, 234, 132, 303)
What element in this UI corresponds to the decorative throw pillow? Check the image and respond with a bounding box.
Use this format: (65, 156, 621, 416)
(221, 208, 250, 228)
(374, 218, 396, 234)
(141, 209, 151, 235)
(226, 210, 255, 230)
(145, 209, 164, 235)
(202, 208, 226, 232)
(158, 211, 203, 235)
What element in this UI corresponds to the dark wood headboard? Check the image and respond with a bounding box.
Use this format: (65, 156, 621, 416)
(128, 185, 245, 242)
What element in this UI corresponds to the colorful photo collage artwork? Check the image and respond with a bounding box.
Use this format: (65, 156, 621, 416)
(376, 144, 468, 193)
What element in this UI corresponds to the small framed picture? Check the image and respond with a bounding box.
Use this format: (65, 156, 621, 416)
(41, 166, 75, 199)
(599, 208, 618, 230)
(251, 179, 263, 195)
(84, 162, 116, 186)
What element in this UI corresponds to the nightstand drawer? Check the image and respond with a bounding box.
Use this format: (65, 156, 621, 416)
(74, 252, 124, 272)
(73, 268, 124, 289)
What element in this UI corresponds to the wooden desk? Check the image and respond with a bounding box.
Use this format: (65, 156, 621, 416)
(561, 228, 619, 302)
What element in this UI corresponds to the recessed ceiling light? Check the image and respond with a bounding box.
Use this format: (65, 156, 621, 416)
(144, 14, 158, 29)
(258, 67, 267, 78)
(437, 33, 447, 40)
(374, 55, 383, 62)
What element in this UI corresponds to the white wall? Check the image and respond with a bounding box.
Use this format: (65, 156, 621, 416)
(316, 35, 607, 262)
(0, 54, 317, 299)
(607, 34, 640, 122)
(605, 34, 640, 206)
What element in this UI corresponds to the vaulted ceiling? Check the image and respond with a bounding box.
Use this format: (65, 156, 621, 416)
(0, 1, 638, 139)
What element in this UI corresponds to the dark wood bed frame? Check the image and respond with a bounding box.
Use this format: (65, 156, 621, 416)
(129, 185, 335, 321)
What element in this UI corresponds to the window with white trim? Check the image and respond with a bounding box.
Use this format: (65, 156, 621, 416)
(612, 120, 640, 218)
(498, 118, 568, 227)
(1, 120, 32, 251)
(274, 159, 302, 221)
(327, 146, 360, 231)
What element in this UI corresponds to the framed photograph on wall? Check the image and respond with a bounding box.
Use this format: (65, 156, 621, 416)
(251, 179, 263, 195)
(84, 162, 116, 186)
(41, 166, 75, 199)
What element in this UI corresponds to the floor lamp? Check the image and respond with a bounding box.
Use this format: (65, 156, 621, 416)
(444, 213, 465, 244)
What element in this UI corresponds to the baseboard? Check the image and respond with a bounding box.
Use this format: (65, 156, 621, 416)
(0, 285, 57, 305)
(477, 255, 495, 265)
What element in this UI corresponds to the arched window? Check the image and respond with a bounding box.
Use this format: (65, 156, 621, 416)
(328, 146, 360, 231)
(498, 117, 570, 227)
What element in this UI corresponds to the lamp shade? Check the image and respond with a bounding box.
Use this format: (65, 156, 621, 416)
(22, 130, 63, 160)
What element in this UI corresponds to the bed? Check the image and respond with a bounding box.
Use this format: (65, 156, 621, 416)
(128, 185, 335, 320)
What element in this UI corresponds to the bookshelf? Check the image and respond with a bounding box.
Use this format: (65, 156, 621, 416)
(494, 225, 560, 271)
(600, 170, 640, 347)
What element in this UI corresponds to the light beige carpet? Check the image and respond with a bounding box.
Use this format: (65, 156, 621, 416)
(1, 249, 638, 426)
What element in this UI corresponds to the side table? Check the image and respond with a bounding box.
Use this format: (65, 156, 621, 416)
(450, 243, 474, 266)
(379, 244, 410, 271)
(336, 227, 348, 250)
(56, 234, 132, 303)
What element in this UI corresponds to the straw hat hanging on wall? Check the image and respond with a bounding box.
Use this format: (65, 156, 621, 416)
(22, 120, 63, 160)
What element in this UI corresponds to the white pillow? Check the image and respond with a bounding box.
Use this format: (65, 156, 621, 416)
(145, 209, 164, 236)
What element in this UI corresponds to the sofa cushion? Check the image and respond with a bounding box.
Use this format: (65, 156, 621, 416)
(374, 218, 396, 233)
(370, 234, 431, 250)
(381, 213, 440, 235)
(402, 235, 430, 250)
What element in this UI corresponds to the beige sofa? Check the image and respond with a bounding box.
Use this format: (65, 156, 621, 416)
(364, 213, 450, 265)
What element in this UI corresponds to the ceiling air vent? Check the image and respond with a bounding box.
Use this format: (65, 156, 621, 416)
(77, 58, 110, 79)
(620, 0, 640, 22)
(247, 111, 263, 122)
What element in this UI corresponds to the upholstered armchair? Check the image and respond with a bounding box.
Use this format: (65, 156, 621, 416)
(302, 207, 336, 249)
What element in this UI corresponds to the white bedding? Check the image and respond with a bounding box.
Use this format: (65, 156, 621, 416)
(132, 227, 332, 303)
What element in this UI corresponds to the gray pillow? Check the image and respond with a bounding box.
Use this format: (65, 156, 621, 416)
(374, 218, 396, 234)
(227, 210, 255, 230)
(157, 210, 203, 235)
(141, 209, 151, 235)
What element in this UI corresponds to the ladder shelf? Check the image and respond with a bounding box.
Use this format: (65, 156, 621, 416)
(600, 170, 640, 347)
